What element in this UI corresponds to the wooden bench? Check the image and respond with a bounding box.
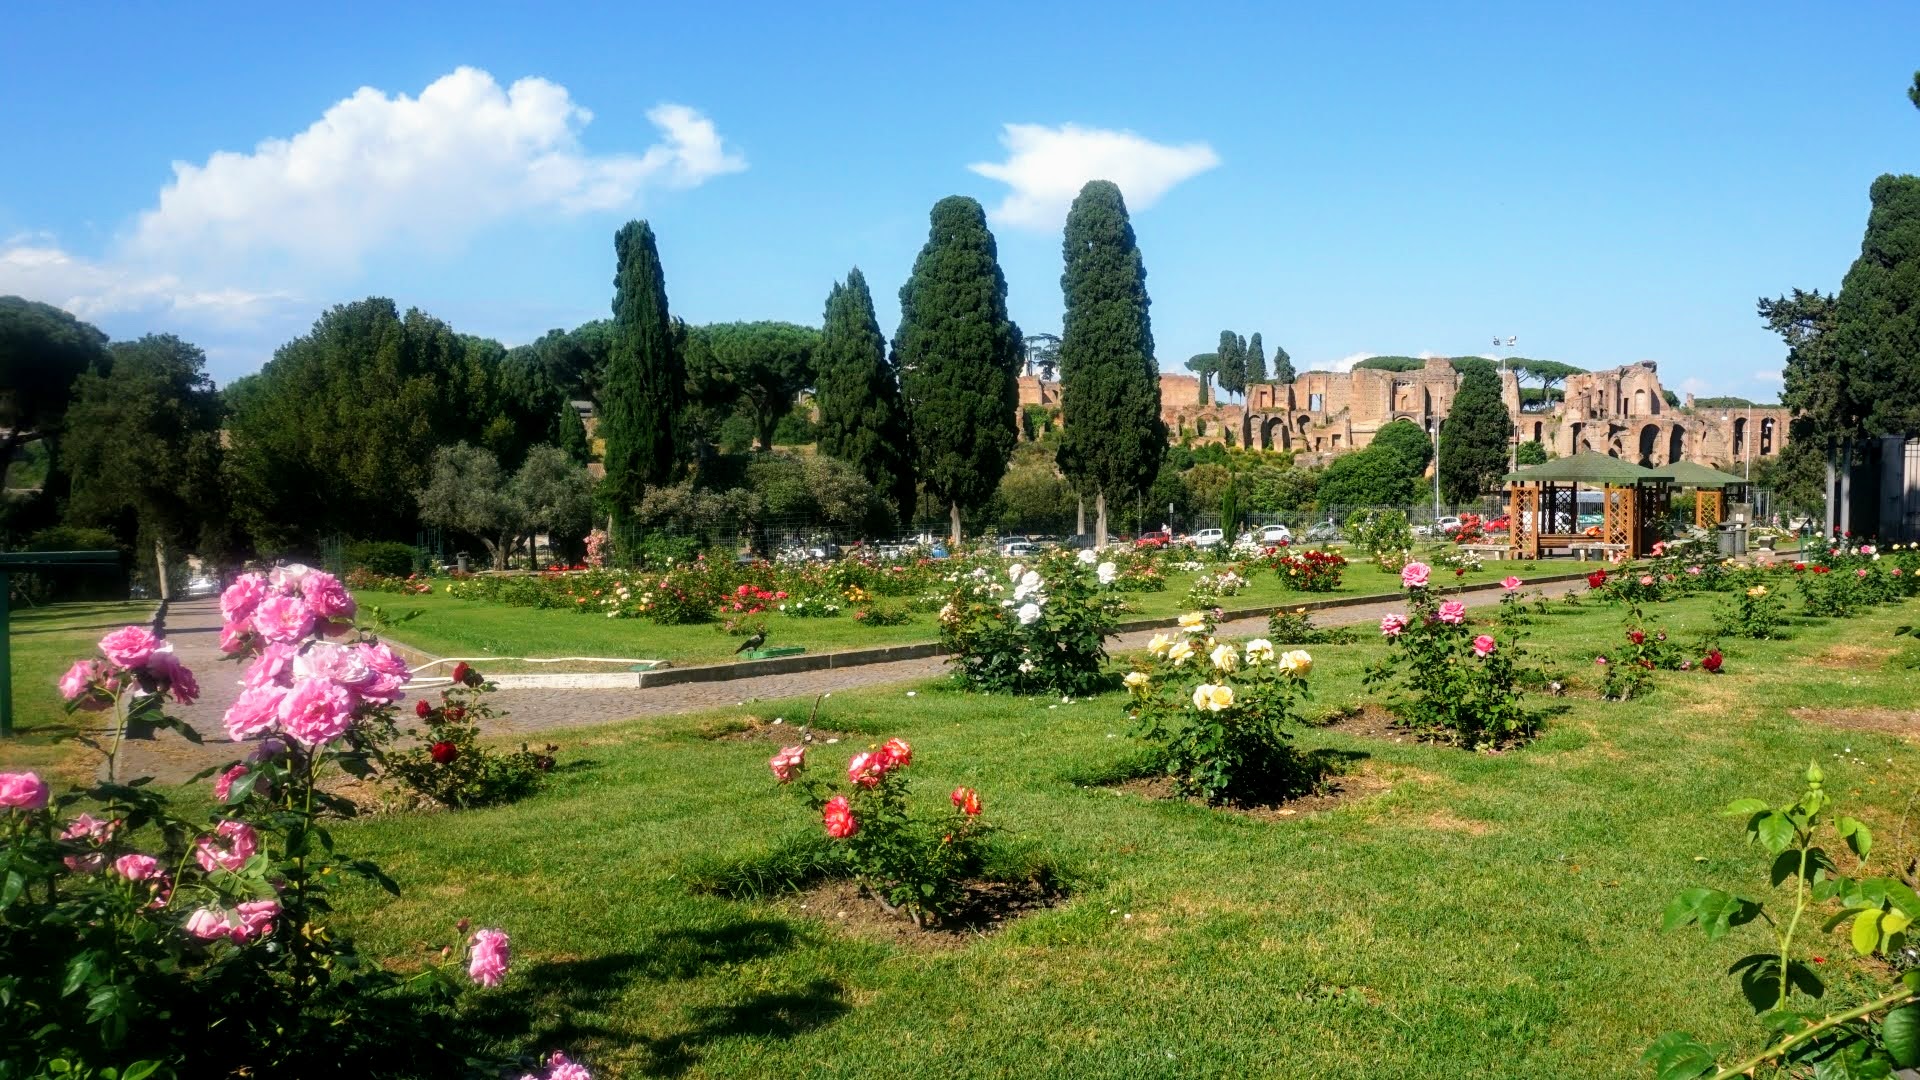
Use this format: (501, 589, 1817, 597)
(1535, 535, 1626, 561)
(1458, 543, 1509, 562)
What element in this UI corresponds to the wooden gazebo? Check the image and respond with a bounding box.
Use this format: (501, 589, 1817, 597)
(1662, 460, 1751, 529)
(1503, 451, 1674, 560)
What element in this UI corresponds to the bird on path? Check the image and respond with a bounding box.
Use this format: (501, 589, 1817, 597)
(735, 629, 767, 654)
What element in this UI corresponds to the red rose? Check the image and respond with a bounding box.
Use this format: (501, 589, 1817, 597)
(951, 786, 982, 816)
(415, 699, 431, 718)
(451, 662, 472, 685)
(1702, 650, 1724, 673)
(1587, 570, 1608, 588)
(430, 741, 458, 764)
(1628, 629, 1645, 645)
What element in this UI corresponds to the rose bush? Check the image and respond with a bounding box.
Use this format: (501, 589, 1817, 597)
(385, 663, 555, 807)
(1269, 548, 1347, 592)
(1364, 561, 1537, 748)
(939, 549, 1124, 695)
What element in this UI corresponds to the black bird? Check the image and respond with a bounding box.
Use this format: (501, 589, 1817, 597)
(735, 629, 767, 654)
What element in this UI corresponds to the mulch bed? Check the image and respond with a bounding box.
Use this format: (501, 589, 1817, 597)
(778, 877, 1062, 949)
(703, 716, 859, 745)
(1109, 767, 1391, 821)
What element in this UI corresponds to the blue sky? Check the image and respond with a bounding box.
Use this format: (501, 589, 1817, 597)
(3, 1, 1917, 398)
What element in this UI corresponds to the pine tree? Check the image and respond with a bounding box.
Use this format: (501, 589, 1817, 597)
(1271, 345, 1296, 383)
(1438, 364, 1511, 503)
(599, 221, 683, 526)
(1056, 180, 1166, 546)
(1830, 174, 1920, 437)
(895, 197, 1023, 543)
(816, 268, 916, 526)
(1184, 353, 1218, 405)
(1215, 331, 1247, 399)
(1246, 332, 1267, 385)
(558, 402, 590, 465)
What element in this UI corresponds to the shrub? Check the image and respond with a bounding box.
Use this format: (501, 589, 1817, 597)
(1270, 548, 1347, 592)
(1344, 508, 1414, 562)
(385, 664, 554, 807)
(778, 594, 843, 618)
(1266, 606, 1358, 645)
(1797, 563, 1865, 618)
(1185, 567, 1249, 607)
(1647, 762, 1915, 1080)
(768, 737, 989, 926)
(1126, 618, 1318, 804)
(852, 603, 910, 627)
(1593, 616, 1685, 700)
(939, 550, 1124, 696)
(1363, 561, 1536, 748)
(1716, 582, 1787, 640)
(344, 539, 417, 578)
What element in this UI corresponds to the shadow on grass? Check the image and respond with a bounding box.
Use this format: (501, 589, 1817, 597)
(461, 920, 846, 1074)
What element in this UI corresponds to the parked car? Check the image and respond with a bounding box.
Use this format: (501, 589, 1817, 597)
(1303, 519, 1340, 543)
(1000, 540, 1040, 557)
(1484, 514, 1511, 533)
(1436, 516, 1463, 535)
(1133, 530, 1172, 549)
(184, 574, 220, 598)
(1250, 524, 1292, 545)
(1190, 528, 1226, 548)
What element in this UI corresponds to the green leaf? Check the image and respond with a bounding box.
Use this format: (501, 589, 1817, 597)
(0, 869, 23, 909)
(1838, 816, 1874, 859)
(1884, 1002, 1920, 1068)
(1725, 798, 1771, 816)
(1757, 811, 1797, 854)
(223, 769, 258, 805)
(1854, 909, 1884, 955)
(1642, 1031, 1723, 1080)
(61, 952, 94, 998)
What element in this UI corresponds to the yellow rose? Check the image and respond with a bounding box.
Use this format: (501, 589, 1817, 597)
(1147, 633, 1172, 656)
(1123, 671, 1151, 695)
(1191, 683, 1235, 711)
(1168, 641, 1194, 666)
(1278, 649, 1313, 678)
(1209, 643, 1239, 672)
(1244, 638, 1275, 664)
(1746, 585, 1768, 598)
(1178, 612, 1207, 629)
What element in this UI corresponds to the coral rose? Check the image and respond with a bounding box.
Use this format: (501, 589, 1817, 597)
(823, 795, 858, 839)
(769, 744, 806, 783)
(1472, 634, 1497, 658)
(951, 786, 982, 816)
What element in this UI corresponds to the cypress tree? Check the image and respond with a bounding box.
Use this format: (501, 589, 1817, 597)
(1271, 344, 1296, 383)
(816, 268, 916, 526)
(1056, 180, 1166, 546)
(1246, 332, 1267, 385)
(894, 196, 1022, 543)
(558, 402, 590, 465)
(1438, 363, 1511, 503)
(1215, 331, 1247, 399)
(599, 221, 682, 526)
(1831, 174, 1920, 437)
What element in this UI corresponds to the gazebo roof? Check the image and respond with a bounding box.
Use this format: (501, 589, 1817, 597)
(1662, 459, 1750, 488)
(1502, 450, 1673, 485)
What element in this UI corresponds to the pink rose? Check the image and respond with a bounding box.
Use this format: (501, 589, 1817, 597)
(1858, 568, 1870, 579)
(468, 928, 511, 987)
(538, 1052, 594, 1080)
(846, 751, 884, 788)
(357, 642, 411, 678)
(232, 899, 279, 942)
(1380, 613, 1408, 637)
(769, 745, 806, 783)
(879, 737, 912, 769)
(220, 572, 271, 625)
(277, 678, 355, 747)
(269, 563, 313, 594)
(59, 659, 97, 701)
(243, 642, 298, 689)
(1437, 601, 1467, 624)
(301, 571, 357, 621)
(223, 683, 287, 741)
(1686, 566, 1703, 576)
(62, 812, 118, 842)
(823, 795, 858, 839)
(184, 906, 231, 941)
(1501, 576, 1522, 591)
(218, 622, 251, 654)
(1400, 562, 1431, 589)
(145, 643, 199, 705)
(194, 820, 259, 873)
(114, 853, 161, 881)
(0, 771, 49, 810)
(1639, 575, 1655, 587)
(252, 594, 316, 644)
(1472, 634, 1497, 657)
(295, 642, 375, 692)
(98, 625, 160, 669)
(214, 764, 251, 802)
(64, 853, 105, 874)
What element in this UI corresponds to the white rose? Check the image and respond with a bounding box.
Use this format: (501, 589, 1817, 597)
(1017, 602, 1042, 625)
(1209, 643, 1239, 673)
(1191, 683, 1234, 711)
(1008, 563, 1025, 582)
(1146, 633, 1172, 656)
(1078, 548, 1097, 564)
(1244, 638, 1275, 664)
(1097, 561, 1118, 585)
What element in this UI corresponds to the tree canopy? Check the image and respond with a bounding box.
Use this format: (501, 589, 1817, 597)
(1438, 363, 1511, 501)
(599, 220, 684, 525)
(815, 268, 915, 525)
(1185, 354, 1218, 404)
(1827, 174, 1920, 438)
(1246, 332, 1267, 385)
(0, 296, 109, 469)
(1270, 344, 1295, 383)
(1215, 331, 1248, 399)
(684, 321, 820, 452)
(894, 196, 1023, 542)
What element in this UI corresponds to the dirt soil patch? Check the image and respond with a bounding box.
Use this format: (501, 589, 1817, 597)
(1813, 644, 1898, 671)
(1111, 766, 1391, 821)
(703, 716, 858, 745)
(1789, 706, 1920, 739)
(778, 877, 1063, 950)
(1316, 702, 1416, 742)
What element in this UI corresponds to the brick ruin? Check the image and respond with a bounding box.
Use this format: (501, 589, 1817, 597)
(1018, 358, 1788, 470)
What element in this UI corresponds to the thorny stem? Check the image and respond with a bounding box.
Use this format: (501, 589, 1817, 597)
(1708, 985, 1920, 1080)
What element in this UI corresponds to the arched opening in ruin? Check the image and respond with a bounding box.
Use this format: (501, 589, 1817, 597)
(1760, 418, 1775, 455)
(1195, 419, 1208, 438)
(1638, 424, 1661, 467)
(1262, 415, 1288, 451)
(1732, 417, 1747, 459)
(1668, 425, 1685, 465)
(1634, 388, 1648, 417)
(1531, 421, 1544, 442)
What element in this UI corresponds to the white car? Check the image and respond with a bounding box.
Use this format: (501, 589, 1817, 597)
(1254, 524, 1292, 545)
(1436, 516, 1463, 535)
(1190, 528, 1226, 548)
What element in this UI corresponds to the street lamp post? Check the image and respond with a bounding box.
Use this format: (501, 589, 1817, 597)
(1494, 335, 1518, 473)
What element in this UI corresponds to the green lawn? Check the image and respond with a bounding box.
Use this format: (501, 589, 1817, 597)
(374, 554, 1543, 668)
(325, 588, 1920, 1078)
(0, 600, 150, 782)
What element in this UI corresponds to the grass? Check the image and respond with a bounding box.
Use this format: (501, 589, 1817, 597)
(372, 553, 1547, 668)
(0, 600, 149, 783)
(316, 586, 1920, 1078)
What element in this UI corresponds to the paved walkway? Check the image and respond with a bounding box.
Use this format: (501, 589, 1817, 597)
(118, 578, 1589, 784)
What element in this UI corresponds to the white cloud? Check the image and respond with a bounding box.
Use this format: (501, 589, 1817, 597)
(1327, 352, 1377, 373)
(0, 243, 289, 324)
(1678, 376, 1710, 397)
(128, 67, 743, 271)
(969, 123, 1219, 230)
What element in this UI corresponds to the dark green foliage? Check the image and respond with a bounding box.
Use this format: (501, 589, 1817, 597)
(558, 403, 590, 465)
(62, 334, 227, 556)
(1271, 344, 1295, 383)
(1515, 440, 1549, 466)
(1184, 353, 1218, 404)
(344, 540, 417, 577)
(222, 299, 479, 551)
(1439, 364, 1511, 502)
(1369, 419, 1433, 476)
(0, 296, 108, 469)
(1316, 443, 1425, 507)
(1215, 331, 1248, 398)
(1828, 175, 1920, 437)
(685, 321, 820, 451)
(1054, 181, 1166, 541)
(815, 268, 916, 522)
(895, 196, 1023, 537)
(599, 220, 684, 523)
(1246, 332, 1267, 384)
(1689, 396, 1774, 409)
(1025, 332, 1062, 381)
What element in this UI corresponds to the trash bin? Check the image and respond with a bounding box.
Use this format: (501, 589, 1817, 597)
(456, 552, 470, 573)
(1732, 523, 1747, 556)
(1717, 527, 1737, 557)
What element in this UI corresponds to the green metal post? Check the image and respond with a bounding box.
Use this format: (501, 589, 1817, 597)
(0, 572, 11, 738)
